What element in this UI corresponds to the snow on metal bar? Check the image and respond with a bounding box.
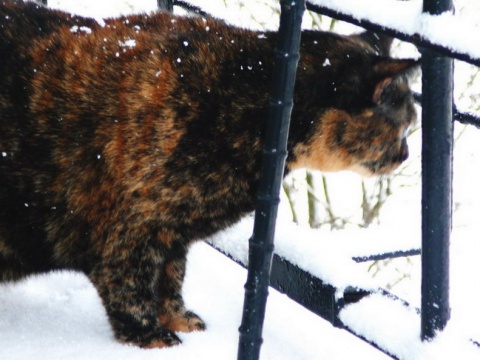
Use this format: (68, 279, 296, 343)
(455, 108, 480, 129)
(340, 293, 480, 359)
(208, 217, 422, 293)
(306, 0, 480, 67)
(172, 0, 209, 16)
(212, 228, 480, 359)
(211, 241, 420, 359)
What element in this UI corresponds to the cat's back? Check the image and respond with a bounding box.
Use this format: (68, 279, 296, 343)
(0, 1, 265, 221)
(0, 2, 268, 164)
(0, 1, 94, 50)
(0, 1, 252, 109)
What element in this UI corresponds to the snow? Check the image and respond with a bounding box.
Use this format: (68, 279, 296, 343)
(309, 0, 480, 60)
(340, 232, 480, 360)
(70, 26, 92, 34)
(45, 0, 158, 18)
(209, 215, 420, 290)
(340, 293, 480, 360)
(210, 216, 480, 359)
(118, 39, 136, 48)
(2, 218, 479, 359)
(0, 242, 390, 360)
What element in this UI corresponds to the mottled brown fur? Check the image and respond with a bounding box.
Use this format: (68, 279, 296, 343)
(0, 1, 417, 348)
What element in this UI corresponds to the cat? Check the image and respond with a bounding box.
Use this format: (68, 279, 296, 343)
(0, 0, 417, 348)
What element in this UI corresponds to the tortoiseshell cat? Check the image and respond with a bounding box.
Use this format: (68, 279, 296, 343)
(0, 1, 417, 348)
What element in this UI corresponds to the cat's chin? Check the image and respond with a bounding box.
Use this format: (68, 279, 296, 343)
(351, 163, 400, 178)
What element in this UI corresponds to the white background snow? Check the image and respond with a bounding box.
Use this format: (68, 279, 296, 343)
(1, 0, 480, 359)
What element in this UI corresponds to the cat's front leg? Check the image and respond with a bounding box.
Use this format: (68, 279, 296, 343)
(158, 244, 206, 333)
(88, 238, 181, 348)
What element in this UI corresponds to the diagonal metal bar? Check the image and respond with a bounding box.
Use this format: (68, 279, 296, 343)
(237, 1, 305, 359)
(305, 1, 480, 68)
(173, 0, 209, 16)
(352, 248, 421, 263)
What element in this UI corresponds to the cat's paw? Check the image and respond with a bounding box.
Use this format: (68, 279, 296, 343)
(118, 327, 182, 349)
(160, 310, 206, 333)
(141, 330, 182, 349)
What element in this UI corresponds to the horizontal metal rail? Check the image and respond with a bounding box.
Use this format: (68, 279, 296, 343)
(413, 93, 480, 129)
(455, 108, 480, 129)
(352, 248, 421, 263)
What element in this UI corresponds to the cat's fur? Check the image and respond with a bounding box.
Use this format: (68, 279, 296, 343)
(0, 1, 417, 348)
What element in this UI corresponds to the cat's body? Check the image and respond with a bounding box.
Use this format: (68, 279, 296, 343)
(0, 1, 417, 348)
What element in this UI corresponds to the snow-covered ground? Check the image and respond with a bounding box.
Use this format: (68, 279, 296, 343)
(2, 0, 480, 359)
(0, 240, 392, 360)
(2, 217, 480, 359)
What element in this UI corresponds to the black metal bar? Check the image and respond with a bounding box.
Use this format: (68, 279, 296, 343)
(157, 0, 174, 12)
(420, 0, 453, 342)
(305, 1, 480, 68)
(270, 254, 339, 325)
(237, 1, 305, 359)
(174, 0, 210, 17)
(352, 248, 421, 263)
(414, 92, 480, 129)
(454, 107, 480, 129)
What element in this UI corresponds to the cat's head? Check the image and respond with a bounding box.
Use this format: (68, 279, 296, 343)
(290, 31, 419, 176)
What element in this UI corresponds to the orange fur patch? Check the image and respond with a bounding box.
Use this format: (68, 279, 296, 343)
(159, 314, 205, 333)
(142, 338, 180, 349)
(290, 109, 353, 172)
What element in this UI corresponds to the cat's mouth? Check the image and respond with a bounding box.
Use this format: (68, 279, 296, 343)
(355, 138, 410, 177)
(356, 158, 404, 177)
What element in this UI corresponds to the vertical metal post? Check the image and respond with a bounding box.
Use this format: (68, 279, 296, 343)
(157, 0, 174, 12)
(421, 0, 453, 341)
(237, 1, 305, 359)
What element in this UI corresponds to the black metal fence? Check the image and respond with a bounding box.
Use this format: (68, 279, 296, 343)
(160, 0, 480, 358)
(37, 0, 480, 358)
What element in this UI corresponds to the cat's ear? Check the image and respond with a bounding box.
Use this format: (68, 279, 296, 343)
(371, 58, 419, 103)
